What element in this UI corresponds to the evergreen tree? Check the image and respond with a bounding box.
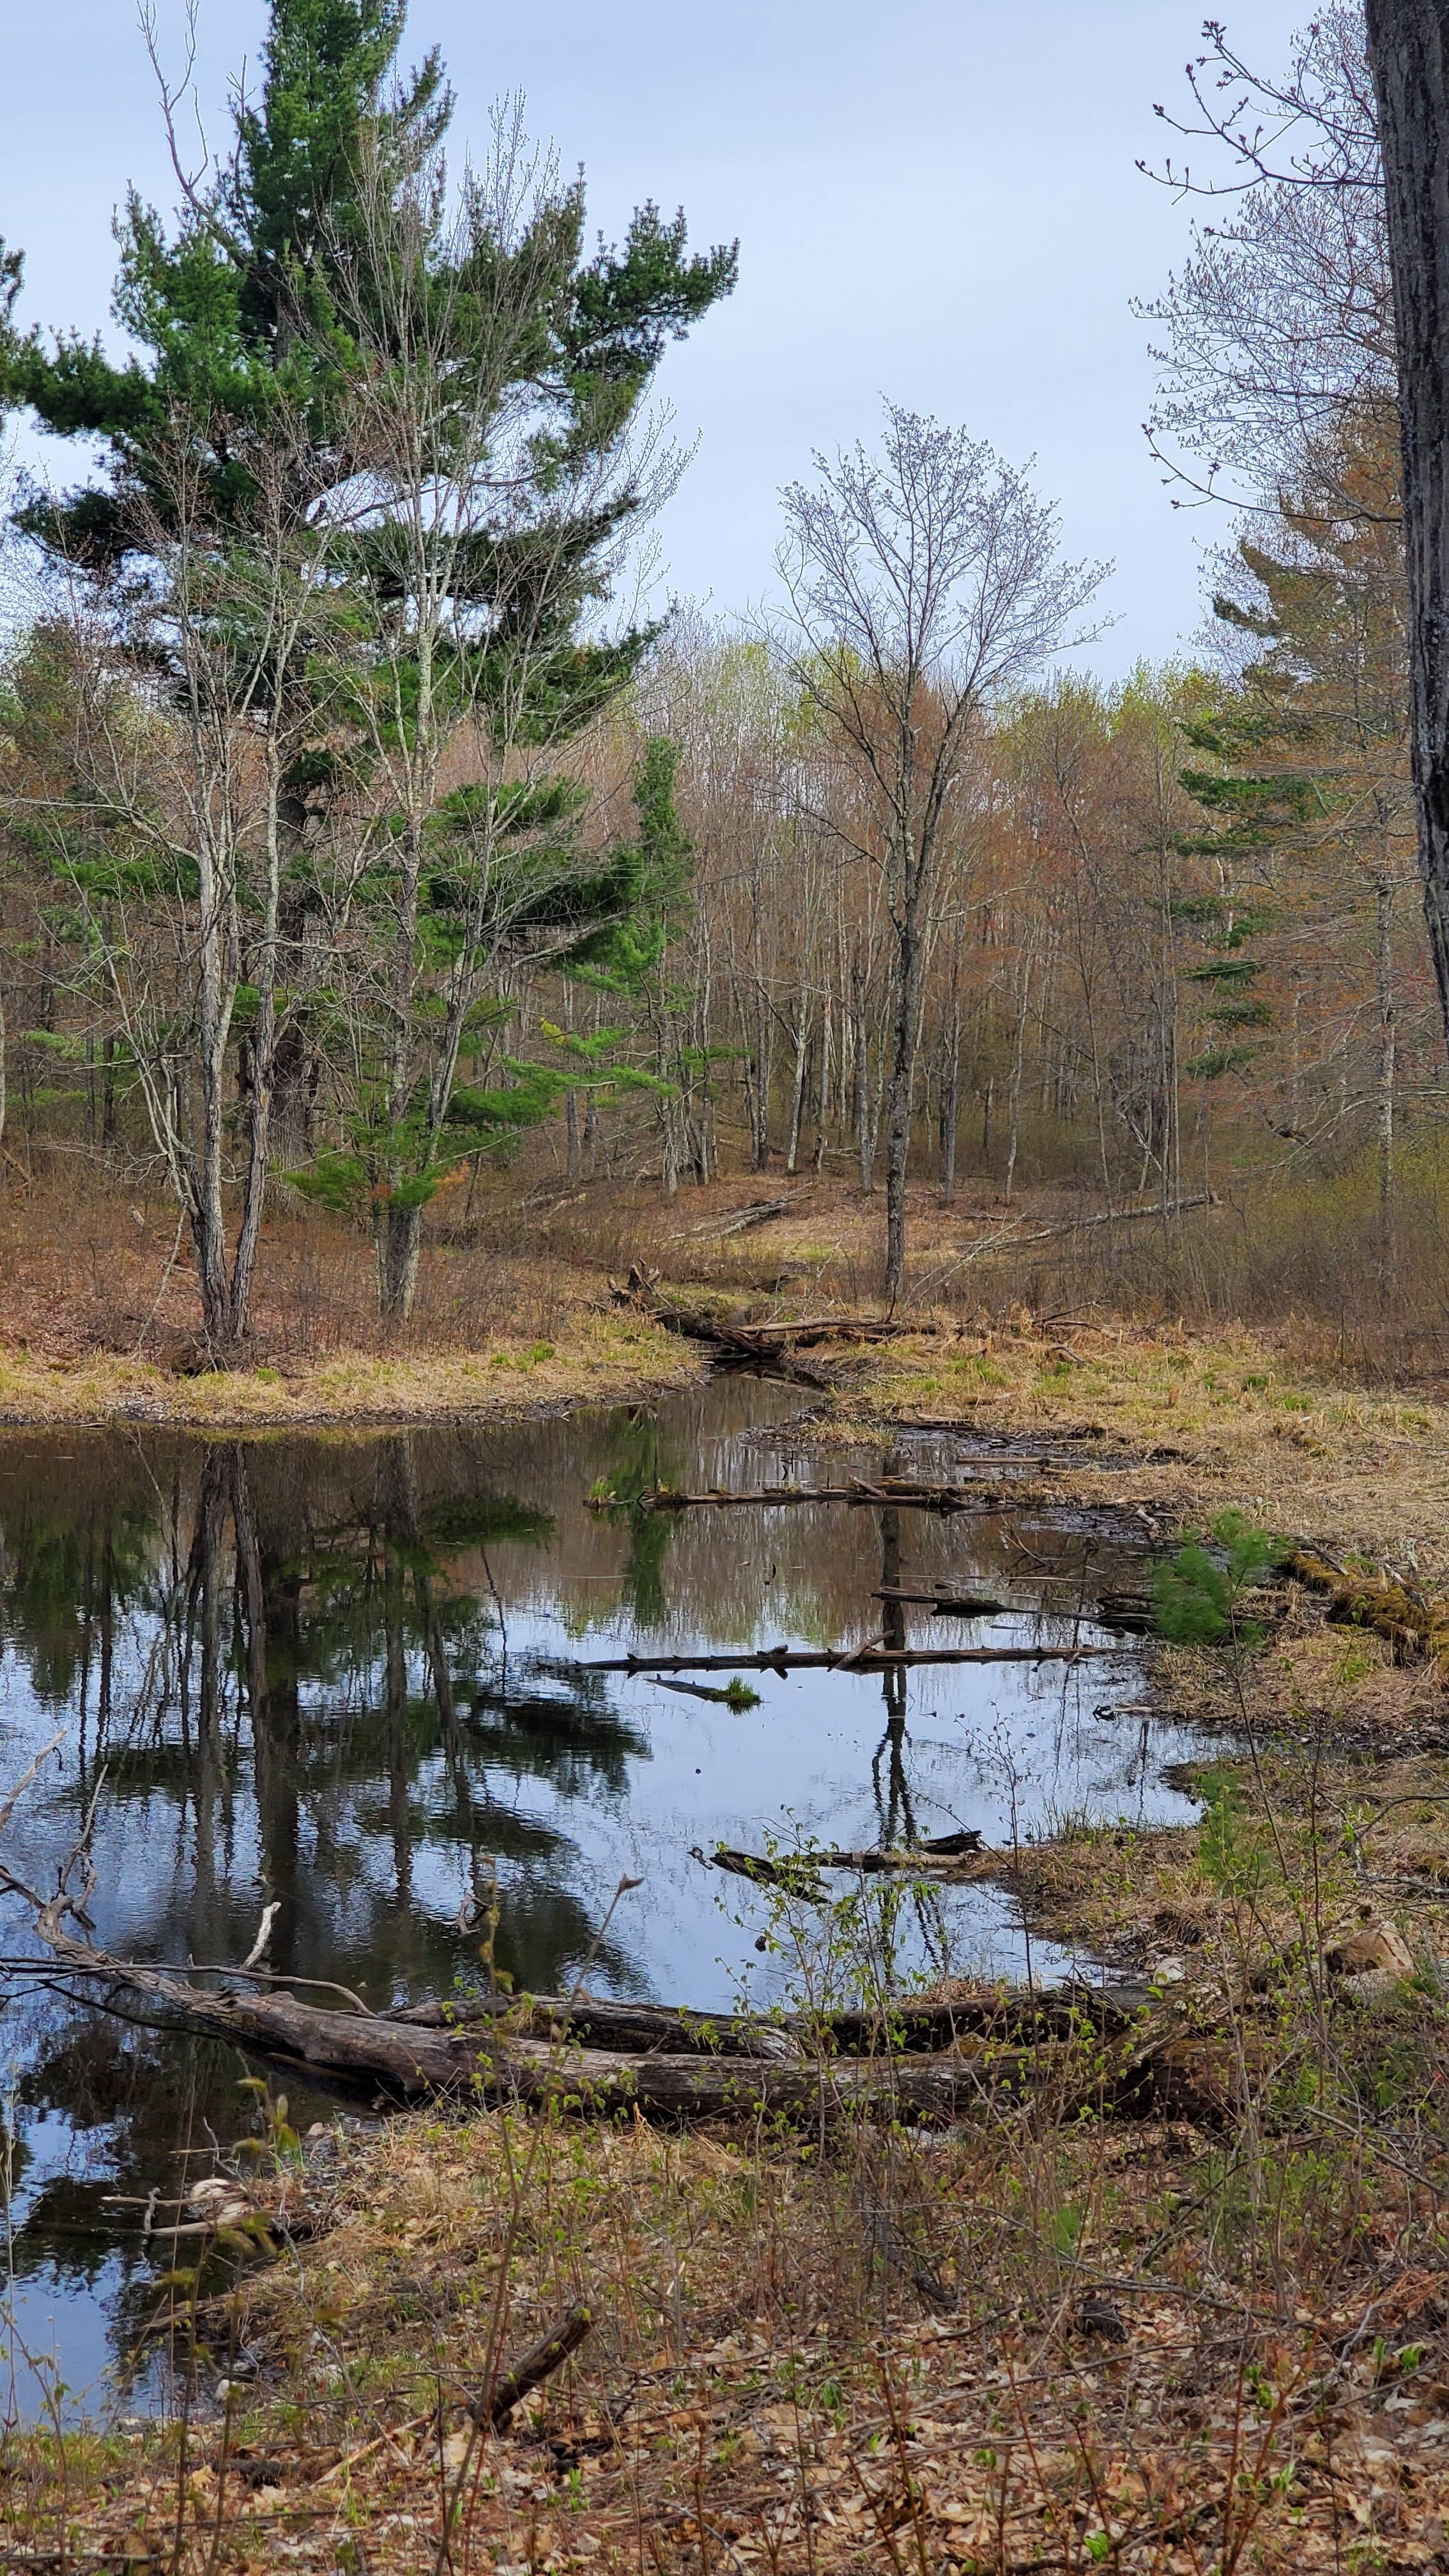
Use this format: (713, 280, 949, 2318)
(1181, 419, 1414, 1254)
(0, 0, 736, 1331)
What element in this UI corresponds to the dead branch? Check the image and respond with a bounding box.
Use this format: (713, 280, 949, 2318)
(473, 2305, 595, 2427)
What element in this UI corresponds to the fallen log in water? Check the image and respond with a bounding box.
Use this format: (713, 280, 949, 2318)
(394, 1979, 1154, 2052)
(0, 1778, 1234, 2130)
(574, 1642, 1120, 1675)
(607, 1476, 1019, 1514)
(698, 1831, 983, 1887)
(0, 1929, 1067, 2118)
(873, 1586, 1010, 1615)
(606, 1269, 829, 1386)
(607, 1266, 929, 1381)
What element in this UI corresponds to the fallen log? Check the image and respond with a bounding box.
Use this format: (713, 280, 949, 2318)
(606, 1271, 829, 1386)
(601, 1477, 1029, 1515)
(575, 1642, 1119, 1675)
(698, 1830, 983, 1885)
(873, 1587, 1010, 1615)
(726, 1315, 926, 1347)
(1, 1938, 1046, 2118)
(393, 1992, 804, 2059)
(688, 1195, 802, 1238)
(0, 1784, 1219, 2129)
(392, 1978, 1153, 2054)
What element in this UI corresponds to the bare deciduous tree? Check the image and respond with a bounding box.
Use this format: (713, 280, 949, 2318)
(776, 403, 1105, 1302)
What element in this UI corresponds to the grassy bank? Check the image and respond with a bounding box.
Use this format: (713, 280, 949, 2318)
(0, 1307, 700, 1428)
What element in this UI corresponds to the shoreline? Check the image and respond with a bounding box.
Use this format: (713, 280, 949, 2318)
(0, 1312, 704, 1432)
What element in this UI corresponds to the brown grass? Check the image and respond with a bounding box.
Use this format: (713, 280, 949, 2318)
(10, 1968, 1449, 2573)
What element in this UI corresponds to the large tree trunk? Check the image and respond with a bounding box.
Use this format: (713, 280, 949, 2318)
(1365, 0, 1449, 1055)
(377, 1197, 424, 1325)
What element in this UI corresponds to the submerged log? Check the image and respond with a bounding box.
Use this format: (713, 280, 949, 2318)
(873, 1587, 1010, 1615)
(611, 1477, 1019, 1515)
(575, 1643, 1119, 1675)
(697, 1830, 983, 1887)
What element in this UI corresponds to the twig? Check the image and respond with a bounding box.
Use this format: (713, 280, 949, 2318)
(0, 1729, 65, 1837)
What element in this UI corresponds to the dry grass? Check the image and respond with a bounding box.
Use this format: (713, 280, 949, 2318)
(10, 1970, 1449, 2573)
(0, 1164, 703, 1423)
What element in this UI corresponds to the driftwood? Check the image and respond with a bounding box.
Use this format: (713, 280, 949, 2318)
(576, 1642, 1117, 1675)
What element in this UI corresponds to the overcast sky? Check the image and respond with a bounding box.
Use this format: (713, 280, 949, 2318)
(4, 0, 1312, 675)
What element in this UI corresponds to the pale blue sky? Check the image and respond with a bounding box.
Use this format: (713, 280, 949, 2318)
(4, 0, 1310, 672)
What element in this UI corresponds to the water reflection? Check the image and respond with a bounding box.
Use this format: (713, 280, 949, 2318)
(0, 1380, 1201, 2416)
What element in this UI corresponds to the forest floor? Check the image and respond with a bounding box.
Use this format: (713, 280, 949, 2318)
(9, 1164, 1449, 2568)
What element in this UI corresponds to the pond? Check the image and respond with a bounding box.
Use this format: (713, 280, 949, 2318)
(0, 1376, 1208, 2421)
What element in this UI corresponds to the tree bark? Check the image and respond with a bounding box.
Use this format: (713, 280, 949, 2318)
(1376, 873, 1398, 1287)
(1365, 0, 1449, 1055)
(377, 1197, 424, 1326)
(883, 906, 923, 1306)
(852, 946, 874, 1193)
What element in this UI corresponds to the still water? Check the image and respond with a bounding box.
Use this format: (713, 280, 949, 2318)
(0, 1377, 1204, 2418)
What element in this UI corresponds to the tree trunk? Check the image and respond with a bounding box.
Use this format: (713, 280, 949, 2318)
(1004, 954, 1032, 1208)
(852, 947, 874, 1193)
(883, 911, 922, 1307)
(940, 1004, 960, 1204)
(377, 1197, 424, 1326)
(1377, 872, 1398, 1289)
(813, 989, 832, 1175)
(785, 1012, 809, 1174)
(1365, 0, 1449, 1057)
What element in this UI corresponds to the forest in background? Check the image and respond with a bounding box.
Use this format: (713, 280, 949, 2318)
(0, 0, 1442, 1373)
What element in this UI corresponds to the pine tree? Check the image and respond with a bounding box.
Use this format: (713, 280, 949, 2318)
(1181, 421, 1414, 1261)
(0, 1, 737, 1331)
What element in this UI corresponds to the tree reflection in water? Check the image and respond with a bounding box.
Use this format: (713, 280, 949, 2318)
(0, 1383, 1195, 2411)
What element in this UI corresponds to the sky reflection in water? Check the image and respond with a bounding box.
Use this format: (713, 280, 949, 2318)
(0, 1378, 1202, 2418)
